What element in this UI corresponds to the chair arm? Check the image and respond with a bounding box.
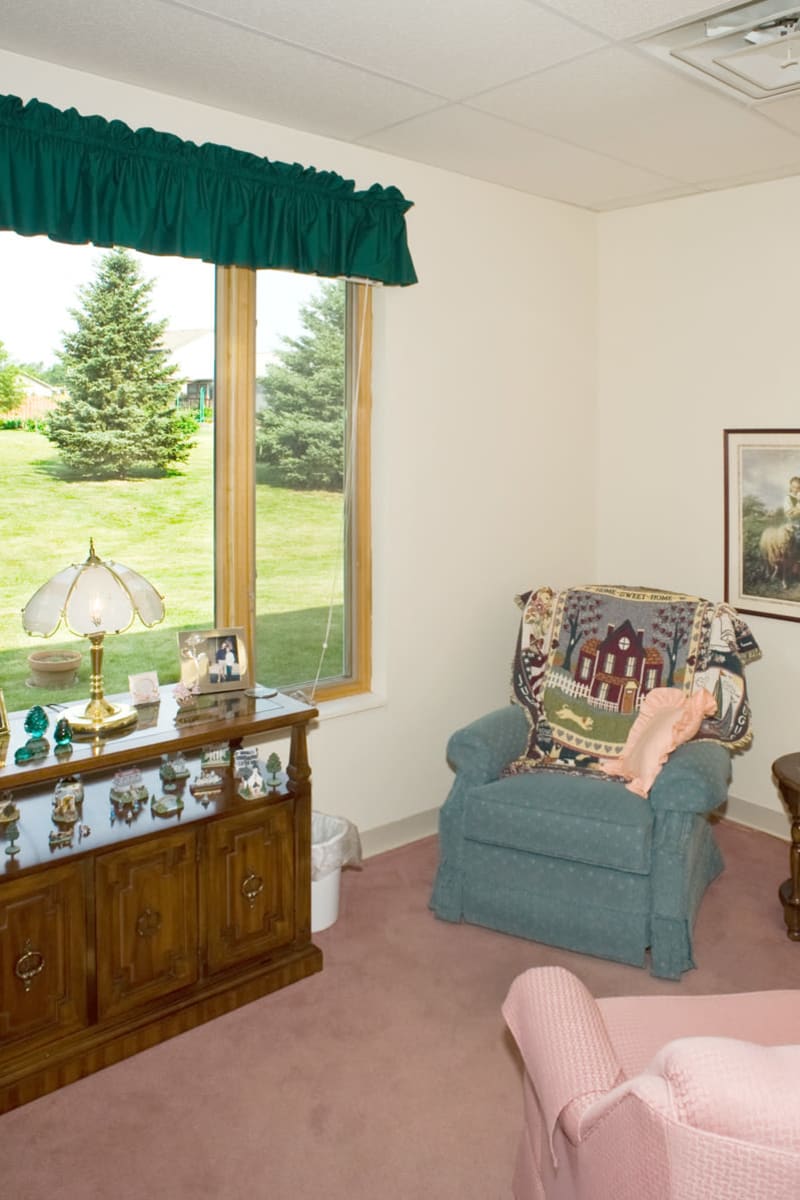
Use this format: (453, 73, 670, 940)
(446, 704, 529, 784)
(649, 741, 731, 815)
(502, 966, 625, 1166)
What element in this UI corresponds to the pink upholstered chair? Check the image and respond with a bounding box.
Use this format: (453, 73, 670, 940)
(502, 966, 800, 1199)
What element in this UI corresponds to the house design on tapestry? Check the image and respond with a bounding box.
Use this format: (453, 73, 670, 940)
(574, 620, 664, 714)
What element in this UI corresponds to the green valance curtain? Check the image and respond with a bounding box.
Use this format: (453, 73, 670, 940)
(0, 93, 417, 285)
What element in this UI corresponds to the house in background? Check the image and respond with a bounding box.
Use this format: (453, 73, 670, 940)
(13, 370, 62, 422)
(158, 329, 276, 417)
(159, 329, 214, 417)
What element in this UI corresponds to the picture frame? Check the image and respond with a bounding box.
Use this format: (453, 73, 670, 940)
(177, 627, 250, 694)
(724, 428, 800, 622)
(0, 688, 8, 736)
(128, 670, 160, 706)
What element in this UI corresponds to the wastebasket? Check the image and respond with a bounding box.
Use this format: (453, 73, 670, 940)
(311, 811, 362, 932)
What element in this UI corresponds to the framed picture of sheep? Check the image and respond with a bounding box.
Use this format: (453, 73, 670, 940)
(724, 428, 800, 622)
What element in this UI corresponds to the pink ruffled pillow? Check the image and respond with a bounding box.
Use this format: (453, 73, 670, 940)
(597, 687, 717, 798)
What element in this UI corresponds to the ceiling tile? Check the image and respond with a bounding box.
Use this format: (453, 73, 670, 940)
(537, 1, 730, 41)
(472, 46, 800, 181)
(175, 0, 607, 99)
(757, 92, 800, 135)
(359, 105, 684, 208)
(151, 31, 442, 141)
(0, 0, 441, 141)
(591, 183, 701, 210)
(696, 157, 800, 191)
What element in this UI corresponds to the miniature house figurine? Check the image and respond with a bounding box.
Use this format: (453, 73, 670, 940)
(238, 765, 266, 799)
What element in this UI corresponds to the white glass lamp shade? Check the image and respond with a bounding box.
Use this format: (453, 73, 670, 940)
(22, 545, 165, 638)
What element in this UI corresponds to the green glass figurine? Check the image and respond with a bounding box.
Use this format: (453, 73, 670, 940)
(20, 705, 50, 760)
(24, 705, 49, 737)
(54, 717, 73, 756)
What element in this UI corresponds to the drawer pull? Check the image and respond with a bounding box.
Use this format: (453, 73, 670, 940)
(135, 907, 162, 938)
(241, 871, 264, 907)
(14, 939, 45, 992)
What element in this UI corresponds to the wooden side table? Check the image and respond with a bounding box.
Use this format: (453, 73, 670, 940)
(772, 753, 800, 941)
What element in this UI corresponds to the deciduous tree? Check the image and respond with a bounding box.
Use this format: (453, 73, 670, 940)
(0, 339, 22, 415)
(17, 359, 67, 388)
(559, 593, 603, 673)
(652, 603, 695, 687)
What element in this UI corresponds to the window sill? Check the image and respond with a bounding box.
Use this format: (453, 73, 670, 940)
(310, 690, 386, 722)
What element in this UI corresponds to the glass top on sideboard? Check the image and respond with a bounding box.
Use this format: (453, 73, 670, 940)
(0, 688, 316, 790)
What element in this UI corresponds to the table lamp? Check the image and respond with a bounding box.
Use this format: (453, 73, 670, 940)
(21, 539, 165, 736)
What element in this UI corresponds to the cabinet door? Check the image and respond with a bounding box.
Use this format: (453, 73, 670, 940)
(96, 829, 199, 1020)
(205, 803, 294, 974)
(0, 862, 88, 1044)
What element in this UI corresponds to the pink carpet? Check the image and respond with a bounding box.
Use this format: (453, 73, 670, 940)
(3, 819, 799, 1199)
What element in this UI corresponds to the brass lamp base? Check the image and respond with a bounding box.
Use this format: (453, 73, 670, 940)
(62, 631, 139, 738)
(65, 697, 138, 738)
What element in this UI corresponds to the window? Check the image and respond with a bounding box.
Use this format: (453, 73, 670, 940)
(217, 268, 370, 701)
(0, 235, 371, 712)
(604, 652, 615, 673)
(625, 656, 637, 677)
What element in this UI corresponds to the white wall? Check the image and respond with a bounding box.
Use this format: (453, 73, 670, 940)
(597, 178, 800, 837)
(0, 51, 597, 845)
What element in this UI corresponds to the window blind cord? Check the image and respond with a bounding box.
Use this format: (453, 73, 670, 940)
(307, 289, 368, 703)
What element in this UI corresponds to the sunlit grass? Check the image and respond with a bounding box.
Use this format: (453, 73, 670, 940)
(0, 426, 344, 712)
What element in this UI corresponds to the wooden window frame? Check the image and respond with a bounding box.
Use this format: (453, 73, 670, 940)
(214, 268, 372, 701)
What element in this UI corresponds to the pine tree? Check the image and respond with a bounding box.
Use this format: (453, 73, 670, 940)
(0, 339, 22, 415)
(47, 247, 192, 476)
(255, 281, 345, 490)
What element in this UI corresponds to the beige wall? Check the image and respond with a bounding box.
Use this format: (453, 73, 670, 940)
(0, 50, 597, 843)
(597, 179, 800, 837)
(3, 50, 786, 845)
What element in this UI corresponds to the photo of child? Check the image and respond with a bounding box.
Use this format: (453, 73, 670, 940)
(211, 637, 240, 683)
(177, 628, 248, 693)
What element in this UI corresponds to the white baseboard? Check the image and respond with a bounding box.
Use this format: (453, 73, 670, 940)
(721, 794, 789, 842)
(360, 808, 439, 859)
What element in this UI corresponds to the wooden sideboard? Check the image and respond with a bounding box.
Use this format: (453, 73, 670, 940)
(0, 689, 322, 1112)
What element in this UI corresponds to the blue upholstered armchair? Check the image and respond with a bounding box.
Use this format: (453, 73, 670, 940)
(430, 704, 731, 979)
(430, 584, 760, 980)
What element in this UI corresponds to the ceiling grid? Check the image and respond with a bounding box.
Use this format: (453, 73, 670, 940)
(3, 1, 800, 210)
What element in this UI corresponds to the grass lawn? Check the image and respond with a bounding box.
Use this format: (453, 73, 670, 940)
(0, 426, 344, 714)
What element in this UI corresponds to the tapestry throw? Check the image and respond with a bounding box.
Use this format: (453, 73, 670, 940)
(506, 584, 761, 775)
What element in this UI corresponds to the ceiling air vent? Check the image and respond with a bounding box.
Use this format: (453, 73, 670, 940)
(638, 1, 800, 101)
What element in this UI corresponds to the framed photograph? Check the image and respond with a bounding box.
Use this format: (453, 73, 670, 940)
(724, 428, 800, 622)
(177, 627, 250, 694)
(0, 688, 8, 736)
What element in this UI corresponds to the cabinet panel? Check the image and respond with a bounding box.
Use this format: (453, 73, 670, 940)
(0, 862, 88, 1044)
(205, 804, 294, 973)
(96, 829, 199, 1020)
